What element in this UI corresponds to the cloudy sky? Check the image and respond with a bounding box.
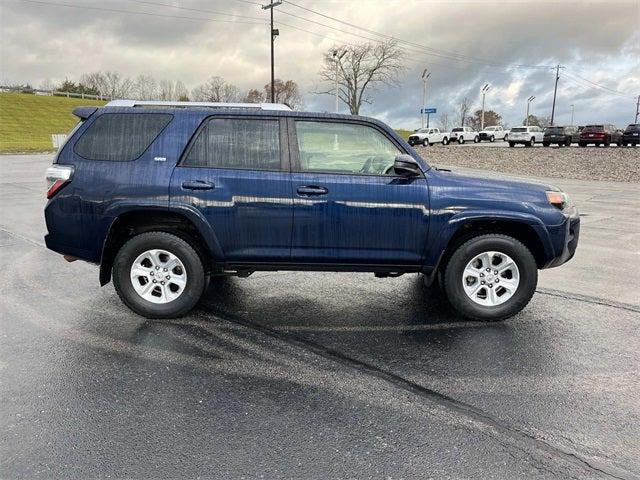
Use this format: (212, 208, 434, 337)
(1, 0, 639, 128)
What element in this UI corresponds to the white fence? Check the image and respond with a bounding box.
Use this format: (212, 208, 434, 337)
(0, 85, 112, 101)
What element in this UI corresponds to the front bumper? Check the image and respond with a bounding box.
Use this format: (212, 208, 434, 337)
(544, 208, 580, 268)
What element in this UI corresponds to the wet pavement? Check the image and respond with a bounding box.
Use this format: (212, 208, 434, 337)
(1, 155, 639, 479)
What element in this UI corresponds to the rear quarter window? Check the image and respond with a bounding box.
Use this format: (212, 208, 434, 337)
(74, 113, 172, 161)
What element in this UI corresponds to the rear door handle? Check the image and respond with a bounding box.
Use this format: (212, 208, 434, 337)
(297, 185, 328, 196)
(182, 180, 214, 190)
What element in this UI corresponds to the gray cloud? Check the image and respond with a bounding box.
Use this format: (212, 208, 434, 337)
(1, 0, 638, 127)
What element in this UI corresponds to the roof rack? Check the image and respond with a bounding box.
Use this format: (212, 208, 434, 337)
(105, 100, 292, 111)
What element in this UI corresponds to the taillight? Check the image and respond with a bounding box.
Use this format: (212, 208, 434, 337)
(45, 165, 74, 199)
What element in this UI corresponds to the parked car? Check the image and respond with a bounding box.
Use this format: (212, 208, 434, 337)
(478, 125, 508, 142)
(578, 124, 623, 147)
(450, 126, 478, 144)
(508, 126, 545, 147)
(542, 125, 580, 147)
(621, 124, 639, 146)
(408, 127, 450, 146)
(44, 100, 579, 321)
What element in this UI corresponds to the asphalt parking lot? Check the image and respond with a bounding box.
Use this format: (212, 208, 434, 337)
(1, 154, 639, 479)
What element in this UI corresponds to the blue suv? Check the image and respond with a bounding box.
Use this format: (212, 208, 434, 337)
(45, 100, 580, 320)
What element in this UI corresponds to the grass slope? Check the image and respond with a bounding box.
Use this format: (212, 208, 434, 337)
(0, 93, 106, 153)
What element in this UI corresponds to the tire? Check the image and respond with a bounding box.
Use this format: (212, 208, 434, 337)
(489, 135, 495, 143)
(604, 137, 610, 147)
(565, 138, 571, 147)
(442, 137, 449, 145)
(423, 139, 429, 147)
(443, 234, 538, 321)
(527, 137, 535, 147)
(579, 142, 586, 147)
(113, 231, 207, 319)
(474, 136, 479, 143)
(458, 136, 465, 144)
(622, 142, 628, 147)
(509, 142, 515, 148)
(504, 134, 508, 142)
(543, 142, 550, 147)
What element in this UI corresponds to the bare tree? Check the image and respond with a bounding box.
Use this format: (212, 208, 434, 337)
(437, 112, 450, 132)
(134, 75, 159, 100)
(243, 88, 264, 103)
(39, 78, 55, 91)
(191, 76, 240, 102)
(264, 79, 303, 109)
(458, 97, 471, 127)
(319, 40, 405, 115)
(102, 71, 133, 99)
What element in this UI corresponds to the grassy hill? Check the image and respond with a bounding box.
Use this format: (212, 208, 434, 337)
(0, 93, 106, 153)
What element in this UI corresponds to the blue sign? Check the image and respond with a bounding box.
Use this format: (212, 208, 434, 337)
(421, 108, 437, 114)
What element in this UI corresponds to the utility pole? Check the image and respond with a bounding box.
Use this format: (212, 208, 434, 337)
(333, 50, 346, 113)
(480, 83, 490, 130)
(262, 0, 281, 103)
(526, 96, 535, 126)
(570, 104, 575, 125)
(550, 64, 561, 126)
(421, 69, 430, 128)
(635, 95, 639, 123)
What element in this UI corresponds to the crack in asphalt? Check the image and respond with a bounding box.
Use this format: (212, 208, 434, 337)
(536, 288, 640, 314)
(201, 301, 636, 480)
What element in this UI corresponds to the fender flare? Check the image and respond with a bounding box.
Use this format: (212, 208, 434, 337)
(98, 201, 224, 285)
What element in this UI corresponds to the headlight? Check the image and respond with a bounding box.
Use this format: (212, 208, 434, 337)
(546, 190, 569, 210)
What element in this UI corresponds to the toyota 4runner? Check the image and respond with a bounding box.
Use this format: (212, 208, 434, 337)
(45, 101, 580, 320)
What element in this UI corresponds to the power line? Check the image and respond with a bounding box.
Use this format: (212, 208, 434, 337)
(563, 70, 635, 98)
(130, 0, 264, 21)
(16, 0, 266, 25)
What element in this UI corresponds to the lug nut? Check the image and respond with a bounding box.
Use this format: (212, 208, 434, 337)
(165, 275, 170, 280)
(163, 268, 168, 272)
(486, 268, 491, 272)
(494, 270, 498, 274)
(488, 284, 493, 288)
(156, 266, 160, 270)
(161, 281, 165, 285)
(153, 279, 157, 283)
(481, 281, 485, 285)
(495, 279, 499, 283)
(480, 273, 484, 277)
(150, 272, 154, 276)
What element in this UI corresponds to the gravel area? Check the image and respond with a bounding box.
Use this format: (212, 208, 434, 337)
(416, 145, 639, 183)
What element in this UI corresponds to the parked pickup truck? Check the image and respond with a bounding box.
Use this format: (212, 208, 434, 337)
(450, 126, 479, 144)
(44, 101, 580, 321)
(478, 125, 508, 142)
(408, 127, 450, 146)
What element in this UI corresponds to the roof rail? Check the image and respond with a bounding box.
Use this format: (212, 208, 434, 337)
(105, 100, 292, 111)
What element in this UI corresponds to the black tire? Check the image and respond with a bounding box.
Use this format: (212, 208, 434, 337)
(509, 142, 515, 148)
(579, 142, 586, 147)
(443, 234, 538, 321)
(113, 231, 207, 318)
(459, 136, 465, 144)
(565, 138, 571, 147)
(504, 134, 508, 142)
(423, 139, 429, 147)
(474, 136, 480, 143)
(604, 137, 610, 147)
(489, 135, 495, 142)
(442, 137, 449, 145)
(543, 142, 550, 147)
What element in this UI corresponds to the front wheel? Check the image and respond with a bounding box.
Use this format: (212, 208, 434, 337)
(443, 234, 538, 321)
(442, 137, 449, 145)
(474, 136, 480, 143)
(489, 135, 495, 142)
(113, 231, 207, 318)
(423, 139, 429, 147)
(458, 136, 465, 144)
(504, 134, 508, 141)
(509, 142, 515, 148)
(543, 142, 550, 147)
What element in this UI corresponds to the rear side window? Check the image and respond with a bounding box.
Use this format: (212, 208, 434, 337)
(74, 113, 172, 161)
(182, 118, 281, 170)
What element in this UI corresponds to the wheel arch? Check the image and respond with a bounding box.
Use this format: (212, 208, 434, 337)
(99, 206, 223, 286)
(425, 215, 552, 286)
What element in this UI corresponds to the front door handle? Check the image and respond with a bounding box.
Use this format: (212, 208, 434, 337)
(297, 185, 328, 196)
(182, 180, 214, 190)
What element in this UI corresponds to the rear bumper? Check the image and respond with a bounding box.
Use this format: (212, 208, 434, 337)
(622, 134, 639, 144)
(544, 208, 580, 268)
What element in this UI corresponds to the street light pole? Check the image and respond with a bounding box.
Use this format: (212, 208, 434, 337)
(570, 104, 575, 125)
(550, 64, 562, 126)
(333, 50, 346, 113)
(526, 96, 535, 126)
(262, 0, 281, 103)
(635, 95, 639, 123)
(421, 69, 430, 128)
(481, 83, 490, 130)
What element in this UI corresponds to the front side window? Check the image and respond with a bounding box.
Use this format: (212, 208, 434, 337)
(74, 113, 172, 161)
(295, 121, 402, 176)
(183, 118, 281, 170)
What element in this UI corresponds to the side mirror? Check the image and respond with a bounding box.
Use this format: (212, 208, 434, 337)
(393, 154, 422, 177)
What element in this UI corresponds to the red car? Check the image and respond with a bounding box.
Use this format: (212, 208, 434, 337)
(578, 124, 623, 147)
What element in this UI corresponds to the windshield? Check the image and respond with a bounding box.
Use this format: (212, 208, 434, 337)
(511, 127, 527, 132)
(452, 128, 463, 132)
(416, 128, 428, 133)
(625, 124, 639, 133)
(545, 126, 564, 133)
(583, 125, 604, 133)
(485, 126, 497, 131)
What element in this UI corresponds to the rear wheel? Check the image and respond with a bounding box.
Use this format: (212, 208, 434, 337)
(489, 135, 495, 142)
(442, 137, 449, 145)
(423, 139, 429, 147)
(604, 136, 611, 147)
(443, 234, 538, 321)
(565, 138, 572, 146)
(474, 136, 480, 143)
(504, 134, 508, 142)
(459, 136, 465, 144)
(509, 142, 515, 148)
(579, 142, 586, 147)
(543, 142, 550, 147)
(113, 231, 207, 318)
